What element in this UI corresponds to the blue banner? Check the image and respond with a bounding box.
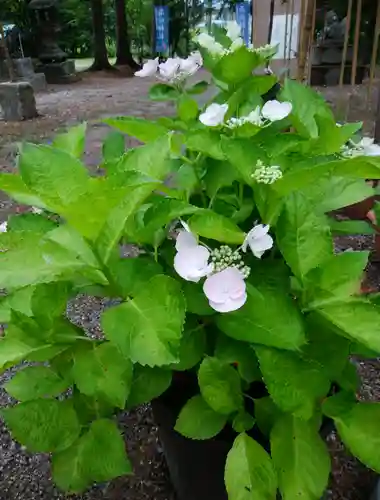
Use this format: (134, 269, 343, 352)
(155, 6, 169, 53)
(236, 2, 250, 46)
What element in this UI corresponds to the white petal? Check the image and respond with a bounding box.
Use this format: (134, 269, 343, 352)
(174, 246, 212, 282)
(230, 38, 244, 51)
(364, 144, 380, 156)
(0, 221, 7, 233)
(176, 230, 198, 251)
(199, 103, 228, 127)
(159, 58, 181, 81)
(32, 207, 43, 214)
(203, 267, 246, 304)
(248, 234, 274, 259)
(226, 20, 241, 41)
(209, 293, 247, 313)
(261, 100, 292, 121)
(135, 58, 158, 77)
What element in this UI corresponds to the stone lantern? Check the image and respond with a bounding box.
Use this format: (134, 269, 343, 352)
(28, 0, 77, 83)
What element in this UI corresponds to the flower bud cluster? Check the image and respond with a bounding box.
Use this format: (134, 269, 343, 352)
(251, 161, 283, 184)
(210, 245, 250, 279)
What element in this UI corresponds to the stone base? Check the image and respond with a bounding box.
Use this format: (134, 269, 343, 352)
(0, 82, 38, 121)
(0, 58, 47, 93)
(19, 73, 46, 93)
(35, 60, 79, 84)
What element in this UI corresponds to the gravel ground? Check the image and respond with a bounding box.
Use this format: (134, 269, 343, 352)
(1, 73, 380, 499)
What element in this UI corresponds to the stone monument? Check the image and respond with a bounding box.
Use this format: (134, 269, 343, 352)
(0, 57, 46, 92)
(28, 0, 77, 84)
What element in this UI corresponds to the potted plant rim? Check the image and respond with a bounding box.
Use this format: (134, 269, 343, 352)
(0, 21, 380, 500)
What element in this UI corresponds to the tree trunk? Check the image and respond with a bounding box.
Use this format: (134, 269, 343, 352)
(115, 0, 139, 68)
(89, 0, 113, 70)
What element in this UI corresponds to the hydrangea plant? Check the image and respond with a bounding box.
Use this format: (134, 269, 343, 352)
(1, 21, 380, 499)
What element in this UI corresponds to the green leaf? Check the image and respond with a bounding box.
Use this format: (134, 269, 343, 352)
(0, 173, 46, 207)
(19, 144, 90, 208)
(225, 433, 277, 500)
(198, 357, 243, 415)
(188, 210, 245, 244)
(102, 275, 186, 367)
(168, 321, 206, 371)
(328, 219, 375, 236)
(317, 300, 380, 353)
(204, 159, 239, 199)
(4, 366, 69, 401)
(102, 131, 125, 162)
(72, 343, 133, 409)
(108, 256, 162, 298)
(95, 184, 156, 264)
(255, 346, 330, 419)
(213, 47, 262, 84)
(104, 117, 167, 142)
(31, 282, 71, 326)
(182, 281, 215, 315)
(149, 83, 179, 101)
(217, 283, 305, 351)
(177, 95, 199, 122)
(214, 334, 261, 383)
(52, 418, 131, 493)
(271, 414, 331, 500)
(222, 137, 264, 184)
(185, 130, 226, 160)
(53, 123, 87, 159)
(232, 412, 255, 433)
(2, 400, 80, 453)
(127, 365, 172, 408)
(175, 394, 227, 439)
(115, 134, 172, 179)
(332, 402, 380, 472)
(254, 397, 283, 436)
(187, 80, 209, 95)
(276, 193, 333, 281)
(0, 287, 34, 323)
(7, 213, 57, 234)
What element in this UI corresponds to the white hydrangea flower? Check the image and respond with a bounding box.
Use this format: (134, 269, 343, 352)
(251, 161, 283, 184)
(253, 44, 279, 58)
(158, 58, 181, 81)
(242, 224, 273, 258)
(226, 106, 263, 129)
(0, 221, 7, 233)
(261, 100, 292, 122)
(203, 266, 247, 313)
(31, 207, 43, 214)
(226, 21, 242, 41)
(194, 33, 226, 56)
(199, 103, 228, 127)
(174, 224, 213, 282)
(135, 58, 159, 77)
(358, 137, 380, 156)
(230, 37, 244, 51)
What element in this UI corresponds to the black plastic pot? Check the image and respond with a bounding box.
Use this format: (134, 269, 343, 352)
(152, 372, 333, 500)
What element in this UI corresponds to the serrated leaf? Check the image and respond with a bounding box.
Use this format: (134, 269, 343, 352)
(198, 357, 243, 415)
(102, 275, 186, 367)
(5, 366, 69, 401)
(217, 283, 305, 351)
(214, 334, 261, 383)
(271, 414, 331, 500)
(222, 136, 265, 184)
(225, 433, 277, 500)
(2, 399, 80, 453)
(31, 282, 71, 327)
(53, 123, 87, 159)
(332, 402, 380, 472)
(19, 144, 90, 208)
(168, 321, 206, 371)
(102, 131, 125, 163)
(255, 346, 330, 419)
(181, 281, 215, 315)
(276, 193, 333, 281)
(317, 301, 380, 353)
(52, 418, 131, 493)
(8, 213, 58, 234)
(72, 343, 133, 409)
(0, 287, 34, 323)
(188, 210, 245, 244)
(214, 47, 262, 84)
(185, 130, 226, 160)
(127, 365, 172, 408)
(204, 159, 239, 199)
(175, 394, 227, 439)
(104, 117, 167, 142)
(0, 173, 46, 207)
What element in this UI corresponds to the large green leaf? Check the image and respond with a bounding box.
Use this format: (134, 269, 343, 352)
(168, 320, 206, 371)
(149, 83, 179, 101)
(214, 334, 261, 383)
(52, 123, 87, 159)
(0, 336, 59, 371)
(276, 193, 333, 281)
(177, 95, 199, 122)
(255, 346, 330, 419)
(317, 300, 380, 353)
(104, 117, 167, 142)
(7, 213, 58, 234)
(0, 173, 46, 208)
(72, 343, 133, 409)
(18, 143, 90, 208)
(217, 283, 305, 351)
(198, 357, 243, 415)
(0, 287, 34, 323)
(4, 366, 69, 401)
(332, 402, 380, 472)
(52, 418, 131, 493)
(175, 394, 227, 440)
(2, 399, 80, 453)
(102, 131, 125, 163)
(225, 433, 277, 500)
(102, 275, 186, 366)
(222, 137, 265, 184)
(271, 414, 331, 500)
(185, 129, 226, 160)
(188, 210, 245, 244)
(213, 47, 262, 84)
(127, 365, 172, 408)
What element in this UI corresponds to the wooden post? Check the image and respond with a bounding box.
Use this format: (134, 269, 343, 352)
(351, 0, 362, 86)
(0, 22, 16, 82)
(367, 0, 380, 107)
(374, 82, 380, 143)
(339, 0, 353, 88)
